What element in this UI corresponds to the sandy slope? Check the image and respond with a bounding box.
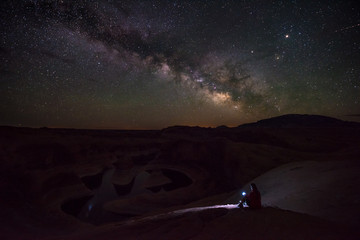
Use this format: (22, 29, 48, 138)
(66, 206, 359, 240)
(226, 160, 360, 227)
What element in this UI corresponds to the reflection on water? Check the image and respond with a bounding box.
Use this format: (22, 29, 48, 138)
(78, 168, 117, 224)
(129, 171, 151, 195)
(78, 168, 151, 225)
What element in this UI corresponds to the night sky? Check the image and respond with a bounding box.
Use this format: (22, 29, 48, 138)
(1, 0, 359, 129)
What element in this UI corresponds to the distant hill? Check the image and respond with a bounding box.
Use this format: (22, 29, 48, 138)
(239, 114, 360, 128)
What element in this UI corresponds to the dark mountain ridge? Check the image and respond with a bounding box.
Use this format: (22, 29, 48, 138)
(238, 114, 360, 128)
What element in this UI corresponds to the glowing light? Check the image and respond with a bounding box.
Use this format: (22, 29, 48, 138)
(160, 63, 171, 75)
(211, 92, 231, 104)
(285, 34, 289, 38)
(242, 191, 246, 196)
(130, 204, 239, 223)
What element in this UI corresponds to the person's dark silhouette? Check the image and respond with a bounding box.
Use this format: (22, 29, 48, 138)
(238, 183, 261, 209)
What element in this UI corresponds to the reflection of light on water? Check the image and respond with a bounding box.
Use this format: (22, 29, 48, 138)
(79, 169, 117, 220)
(79, 169, 152, 223)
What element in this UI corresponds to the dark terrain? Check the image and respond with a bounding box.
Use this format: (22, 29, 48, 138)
(1, 114, 360, 239)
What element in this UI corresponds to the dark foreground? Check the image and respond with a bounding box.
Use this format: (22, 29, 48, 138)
(1, 114, 360, 239)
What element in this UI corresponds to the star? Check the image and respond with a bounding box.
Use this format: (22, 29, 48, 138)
(0, 0, 358, 129)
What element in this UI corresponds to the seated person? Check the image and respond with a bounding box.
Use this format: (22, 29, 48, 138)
(238, 183, 261, 209)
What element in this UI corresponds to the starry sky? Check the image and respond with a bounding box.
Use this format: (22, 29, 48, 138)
(1, 0, 359, 129)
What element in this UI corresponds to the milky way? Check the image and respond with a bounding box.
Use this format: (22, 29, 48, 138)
(0, 0, 359, 129)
